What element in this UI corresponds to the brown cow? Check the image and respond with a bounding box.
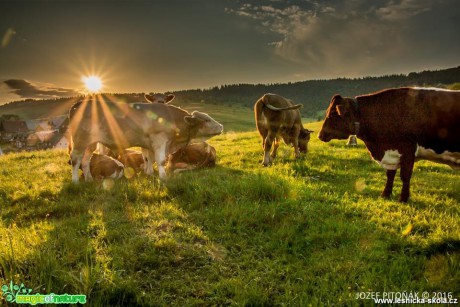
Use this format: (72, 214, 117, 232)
(117, 149, 144, 173)
(319, 87, 460, 202)
(68, 98, 223, 182)
(168, 142, 216, 173)
(254, 93, 313, 166)
(89, 153, 124, 181)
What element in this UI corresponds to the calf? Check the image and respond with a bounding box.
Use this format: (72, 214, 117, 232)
(254, 93, 313, 166)
(89, 153, 124, 181)
(319, 87, 460, 202)
(117, 149, 144, 173)
(168, 142, 216, 173)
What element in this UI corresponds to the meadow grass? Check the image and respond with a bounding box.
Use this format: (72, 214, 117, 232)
(0, 121, 459, 306)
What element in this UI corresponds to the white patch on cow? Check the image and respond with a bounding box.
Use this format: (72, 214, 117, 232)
(113, 158, 125, 179)
(378, 149, 402, 170)
(416, 145, 460, 170)
(151, 132, 169, 180)
(142, 148, 154, 175)
(72, 160, 81, 183)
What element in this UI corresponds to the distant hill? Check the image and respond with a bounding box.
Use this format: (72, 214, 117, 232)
(1, 66, 459, 120)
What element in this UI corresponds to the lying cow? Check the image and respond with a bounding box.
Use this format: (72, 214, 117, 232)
(68, 97, 223, 182)
(319, 87, 460, 202)
(168, 142, 216, 173)
(89, 153, 124, 181)
(254, 93, 313, 166)
(117, 149, 145, 173)
(144, 92, 175, 104)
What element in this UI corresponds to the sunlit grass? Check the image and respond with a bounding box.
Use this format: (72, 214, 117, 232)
(0, 122, 459, 305)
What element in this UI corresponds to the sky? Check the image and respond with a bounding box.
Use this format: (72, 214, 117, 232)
(1, 0, 459, 104)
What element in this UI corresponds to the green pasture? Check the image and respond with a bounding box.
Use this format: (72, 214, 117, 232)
(0, 121, 459, 306)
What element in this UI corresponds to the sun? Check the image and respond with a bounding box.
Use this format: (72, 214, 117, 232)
(82, 75, 103, 93)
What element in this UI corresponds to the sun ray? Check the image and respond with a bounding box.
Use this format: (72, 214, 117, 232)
(47, 96, 82, 119)
(68, 96, 91, 148)
(97, 95, 130, 153)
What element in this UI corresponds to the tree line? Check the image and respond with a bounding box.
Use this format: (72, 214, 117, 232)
(1, 66, 459, 120)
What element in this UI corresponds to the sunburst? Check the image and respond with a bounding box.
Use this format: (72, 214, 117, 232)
(82, 75, 103, 93)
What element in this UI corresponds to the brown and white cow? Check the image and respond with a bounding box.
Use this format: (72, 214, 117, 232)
(168, 142, 216, 173)
(144, 93, 175, 104)
(319, 87, 460, 202)
(89, 153, 124, 181)
(68, 97, 223, 182)
(117, 149, 144, 173)
(254, 93, 313, 166)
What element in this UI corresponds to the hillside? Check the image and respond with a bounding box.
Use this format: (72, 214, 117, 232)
(1, 66, 460, 121)
(1, 123, 459, 305)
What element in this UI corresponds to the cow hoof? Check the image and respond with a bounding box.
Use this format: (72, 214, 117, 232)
(398, 195, 409, 203)
(381, 191, 392, 199)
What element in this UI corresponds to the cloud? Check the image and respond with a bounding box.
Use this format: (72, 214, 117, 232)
(376, 0, 432, 21)
(227, 0, 458, 77)
(3, 79, 80, 99)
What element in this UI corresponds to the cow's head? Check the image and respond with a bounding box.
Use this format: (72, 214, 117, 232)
(144, 93, 175, 104)
(318, 95, 357, 142)
(299, 129, 314, 153)
(184, 111, 223, 140)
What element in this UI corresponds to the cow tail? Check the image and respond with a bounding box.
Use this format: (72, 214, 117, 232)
(254, 97, 265, 133)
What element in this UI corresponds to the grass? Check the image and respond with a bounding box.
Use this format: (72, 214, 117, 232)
(0, 121, 459, 306)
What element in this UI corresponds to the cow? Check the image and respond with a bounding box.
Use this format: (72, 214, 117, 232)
(168, 142, 216, 173)
(254, 93, 313, 166)
(144, 92, 175, 104)
(89, 153, 124, 181)
(318, 87, 460, 202)
(117, 149, 145, 174)
(68, 97, 223, 183)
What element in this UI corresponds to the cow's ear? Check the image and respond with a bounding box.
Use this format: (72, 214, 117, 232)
(184, 116, 200, 126)
(166, 94, 175, 103)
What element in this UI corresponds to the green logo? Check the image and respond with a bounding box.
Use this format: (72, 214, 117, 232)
(1, 282, 86, 305)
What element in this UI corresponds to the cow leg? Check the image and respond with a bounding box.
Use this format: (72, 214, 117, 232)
(270, 138, 280, 160)
(150, 133, 169, 180)
(293, 137, 301, 159)
(69, 149, 83, 183)
(81, 147, 94, 182)
(381, 169, 397, 198)
(153, 143, 167, 180)
(142, 148, 154, 175)
(399, 153, 415, 203)
(262, 131, 276, 166)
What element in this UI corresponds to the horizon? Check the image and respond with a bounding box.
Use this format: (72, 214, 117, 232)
(1, 0, 460, 104)
(2, 65, 459, 106)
